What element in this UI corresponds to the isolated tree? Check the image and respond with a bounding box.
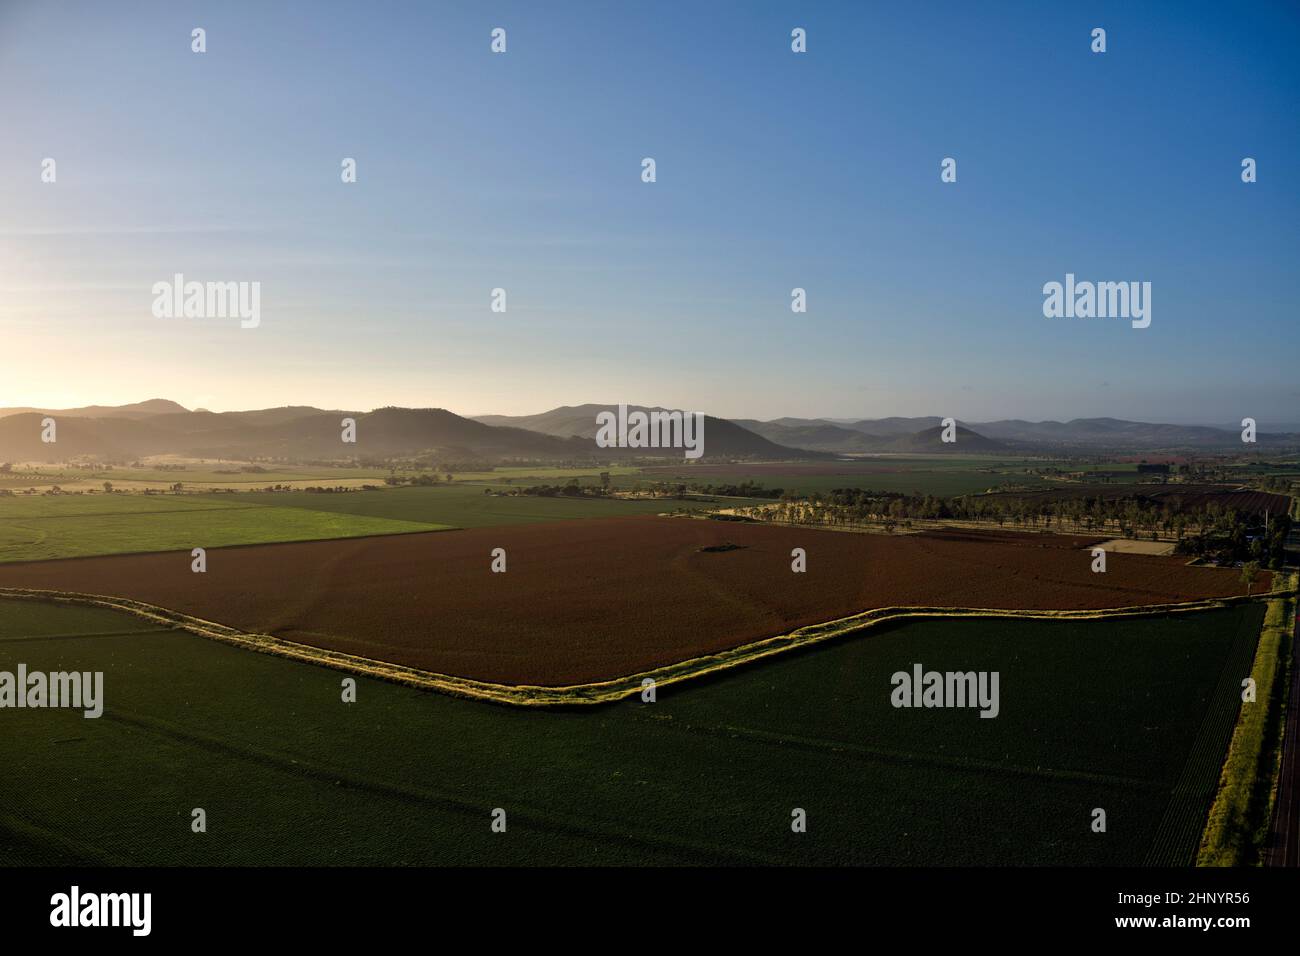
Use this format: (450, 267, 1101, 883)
(102, 481, 113, 493)
(1241, 560, 1260, 596)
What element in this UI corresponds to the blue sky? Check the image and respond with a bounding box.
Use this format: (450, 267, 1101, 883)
(1, 0, 1297, 426)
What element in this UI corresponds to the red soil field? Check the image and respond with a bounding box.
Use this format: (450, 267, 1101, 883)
(0, 517, 1268, 686)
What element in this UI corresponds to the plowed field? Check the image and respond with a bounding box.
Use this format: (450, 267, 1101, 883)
(0, 517, 1267, 686)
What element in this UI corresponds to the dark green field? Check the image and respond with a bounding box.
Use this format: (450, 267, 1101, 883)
(0, 455, 1158, 563)
(239, 484, 703, 527)
(0, 493, 448, 563)
(625, 457, 1063, 497)
(0, 599, 1261, 865)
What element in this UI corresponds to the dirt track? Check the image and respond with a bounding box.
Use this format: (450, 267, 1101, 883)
(0, 517, 1269, 686)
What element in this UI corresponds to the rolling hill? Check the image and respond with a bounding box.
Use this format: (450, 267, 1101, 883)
(0, 407, 584, 462)
(731, 419, 882, 453)
(733, 417, 1004, 453)
(740, 416, 1300, 452)
(472, 404, 822, 459)
(3, 400, 1295, 463)
(0, 398, 188, 420)
(0, 403, 819, 462)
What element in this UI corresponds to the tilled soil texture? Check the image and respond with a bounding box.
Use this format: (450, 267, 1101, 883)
(0, 517, 1270, 686)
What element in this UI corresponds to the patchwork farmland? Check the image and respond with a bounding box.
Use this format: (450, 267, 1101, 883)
(0, 484, 725, 563)
(0, 456, 1291, 870)
(5, 0, 1300, 915)
(0, 517, 1268, 686)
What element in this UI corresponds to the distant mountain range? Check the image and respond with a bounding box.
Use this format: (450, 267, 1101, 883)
(0, 402, 814, 462)
(0, 406, 582, 462)
(729, 416, 1300, 453)
(0, 399, 190, 420)
(729, 418, 1006, 453)
(479, 407, 1298, 454)
(473, 405, 816, 458)
(0, 400, 1295, 463)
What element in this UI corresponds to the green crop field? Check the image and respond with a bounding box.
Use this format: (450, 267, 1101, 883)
(0, 599, 1262, 865)
(237, 484, 692, 527)
(0, 493, 446, 563)
(0, 484, 742, 562)
(0, 494, 255, 518)
(96, 465, 394, 484)
(0, 464, 395, 489)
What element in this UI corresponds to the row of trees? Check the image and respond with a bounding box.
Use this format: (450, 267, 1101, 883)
(741, 488, 1293, 568)
(384, 472, 453, 486)
(494, 480, 606, 498)
(685, 480, 784, 499)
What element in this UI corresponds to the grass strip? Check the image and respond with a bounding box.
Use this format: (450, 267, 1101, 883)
(1, 583, 1293, 707)
(1196, 573, 1295, 866)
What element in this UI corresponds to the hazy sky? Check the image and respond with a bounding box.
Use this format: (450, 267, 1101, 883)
(1, 1, 1297, 425)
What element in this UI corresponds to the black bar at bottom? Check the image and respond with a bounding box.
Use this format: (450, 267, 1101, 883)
(0, 865, 1288, 941)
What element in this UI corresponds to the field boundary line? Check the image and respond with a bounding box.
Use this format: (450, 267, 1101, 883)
(1, 582, 1293, 707)
(1197, 575, 1296, 866)
(641, 715, 1168, 792)
(0, 524, 452, 567)
(1147, 601, 1265, 866)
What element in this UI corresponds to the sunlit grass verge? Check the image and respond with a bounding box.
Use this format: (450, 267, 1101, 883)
(1197, 573, 1295, 866)
(1, 580, 1293, 707)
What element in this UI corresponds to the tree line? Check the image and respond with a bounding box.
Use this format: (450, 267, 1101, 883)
(741, 488, 1292, 568)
